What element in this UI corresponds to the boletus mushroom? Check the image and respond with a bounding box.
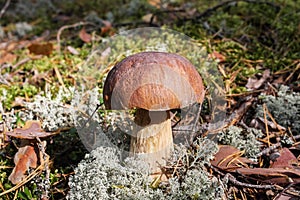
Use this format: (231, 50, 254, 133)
(103, 52, 205, 173)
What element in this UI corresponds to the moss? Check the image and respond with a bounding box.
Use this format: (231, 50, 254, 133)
(0, 84, 39, 110)
(173, 0, 299, 74)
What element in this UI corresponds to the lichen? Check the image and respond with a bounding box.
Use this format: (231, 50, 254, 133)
(256, 85, 300, 135)
(166, 138, 224, 200)
(19, 87, 75, 131)
(67, 146, 163, 200)
(217, 125, 263, 159)
(167, 169, 223, 200)
(67, 138, 225, 200)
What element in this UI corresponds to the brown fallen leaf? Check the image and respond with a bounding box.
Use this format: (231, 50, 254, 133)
(208, 51, 226, 62)
(8, 145, 38, 185)
(148, 0, 161, 8)
(246, 69, 270, 90)
(79, 27, 92, 43)
(0, 40, 29, 52)
(274, 193, 295, 200)
(272, 74, 285, 85)
(0, 52, 17, 64)
(28, 42, 53, 56)
(5, 120, 58, 139)
(100, 20, 113, 36)
(28, 69, 48, 86)
(270, 148, 298, 169)
(228, 97, 255, 127)
(211, 145, 254, 170)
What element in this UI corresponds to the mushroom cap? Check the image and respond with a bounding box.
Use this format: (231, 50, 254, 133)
(103, 52, 205, 111)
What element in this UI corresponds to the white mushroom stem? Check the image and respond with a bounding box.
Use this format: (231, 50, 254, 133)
(130, 109, 174, 173)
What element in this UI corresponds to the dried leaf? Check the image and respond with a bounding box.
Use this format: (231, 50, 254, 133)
(0, 40, 27, 52)
(211, 145, 254, 170)
(272, 74, 285, 85)
(79, 27, 92, 43)
(5, 120, 58, 139)
(208, 51, 226, 62)
(246, 69, 270, 90)
(11, 97, 26, 107)
(275, 193, 295, 200)
(236, 167, 300, 185)
(28, 42, 53, 56)
(8, 145, 38, 185)
(28, 69, 47, 86)
(228, 98, 255, 126)
(100, 20, 113, 35)
(0, 52, 17, 64)
(142, 14, 157, 23)
(67, 46, 79, 55)
(148, 0, 161, 8)
(270, 148, 298, 169)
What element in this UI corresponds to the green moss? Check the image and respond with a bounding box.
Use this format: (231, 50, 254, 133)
(0, 84, 38, 110)
(174, 0, 299, 74)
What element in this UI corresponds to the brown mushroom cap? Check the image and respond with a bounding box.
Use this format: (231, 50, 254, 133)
(103, 52, 205, 111)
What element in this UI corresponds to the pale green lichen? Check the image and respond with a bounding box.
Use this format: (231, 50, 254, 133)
(256, 85, 300, 135)
(67, 146, 162, 200)
(165, 138, 223, 200)
(217, 125, 263, 159)
(67, 138, 224, 200)
(19, 87, 76, 131)
(167, 169, 223, 200)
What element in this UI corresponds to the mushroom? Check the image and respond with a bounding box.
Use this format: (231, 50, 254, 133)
(103, 52, 205, 173)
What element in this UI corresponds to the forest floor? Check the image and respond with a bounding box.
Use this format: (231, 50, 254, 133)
(0, 0, 299, 199)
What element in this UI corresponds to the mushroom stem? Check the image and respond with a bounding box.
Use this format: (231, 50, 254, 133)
(130, 109, 174, 173)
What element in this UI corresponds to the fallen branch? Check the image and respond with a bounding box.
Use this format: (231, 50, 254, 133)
(255, 143, 281, 157)
(225, 173, 275, 190)
(211, 165, 275, 190)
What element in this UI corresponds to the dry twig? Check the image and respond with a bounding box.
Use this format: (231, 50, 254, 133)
(0, 0, 10, 19)
(56, 22, 94, 54)
(255, 143, 281, 157)
(211, 165, 275, 190)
